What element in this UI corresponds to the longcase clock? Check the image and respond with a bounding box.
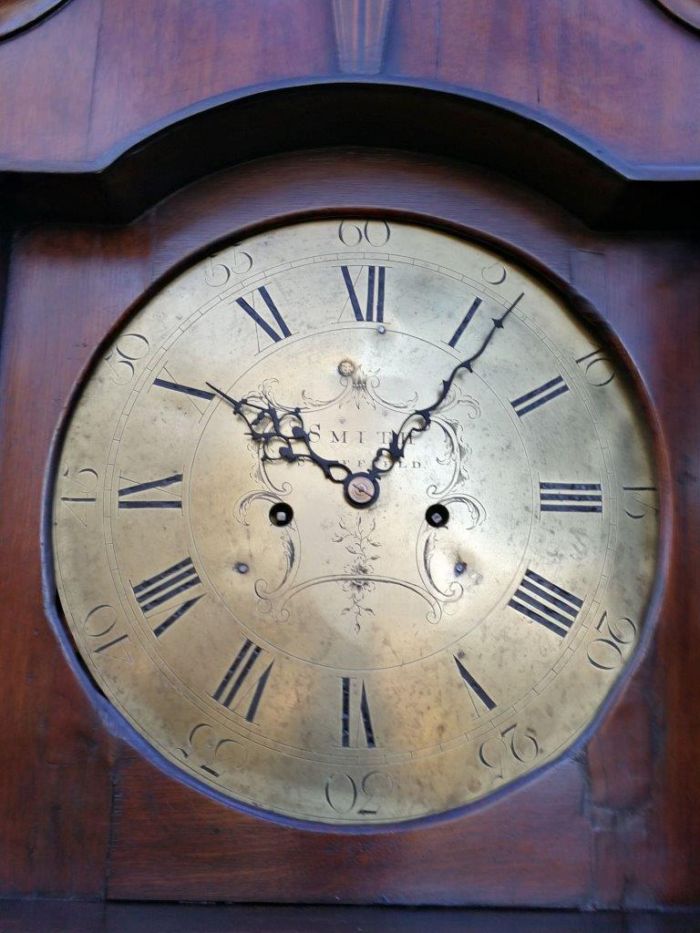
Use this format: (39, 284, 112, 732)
(0, 0, 698, 914)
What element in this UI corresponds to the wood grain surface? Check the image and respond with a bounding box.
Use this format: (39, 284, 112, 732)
(0, 149, 697, 906)
(3, 901, 700, 933)
(0, 0, 698, 912)
(0, 0, 699, 170)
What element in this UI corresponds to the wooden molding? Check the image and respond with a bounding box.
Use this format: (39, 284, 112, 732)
(1, 82, 698, 231)
(0, 0, 70, 41)
(332, 0, 394, 73)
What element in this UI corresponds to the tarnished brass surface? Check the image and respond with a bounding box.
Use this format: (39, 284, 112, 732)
(52, 220, 659, 825)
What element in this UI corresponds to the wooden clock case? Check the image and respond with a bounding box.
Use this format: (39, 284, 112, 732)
(0, 1, 699, 916)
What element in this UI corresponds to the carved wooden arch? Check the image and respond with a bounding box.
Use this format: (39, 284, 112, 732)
(0, 0, 69, 41)
(2, 81, 698, 230)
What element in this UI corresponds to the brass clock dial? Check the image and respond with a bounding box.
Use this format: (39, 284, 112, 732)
(51, 219, 659, 825)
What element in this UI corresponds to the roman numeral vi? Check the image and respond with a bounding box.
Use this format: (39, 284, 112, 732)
(341, 677, 376, 748)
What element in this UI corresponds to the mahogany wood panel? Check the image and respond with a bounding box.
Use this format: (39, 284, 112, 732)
(0, 0, 100, 164)
(388, 0, 700, 165)
(0, 1, 69, 41)
(2, 86, 698, 230)
(0, 225, 151, 898)
(0, 0, 699, 170)
(4, 901, 699, 932)
(1, 150, 697, 906)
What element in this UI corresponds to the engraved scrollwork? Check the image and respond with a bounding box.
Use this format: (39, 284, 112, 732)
(430, 416, 471, 497)
(302, 364, 418, 413)
(235, 491, 299, 603)
(417, 494, 485, 610)
(263, 573, 444, 627)
(427, 388, 480, 497)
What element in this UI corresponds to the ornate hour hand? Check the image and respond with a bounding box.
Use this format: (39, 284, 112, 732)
(205, 383, 353, 487)
(208, 292, 521, 510)
(366, 292, 524, 481)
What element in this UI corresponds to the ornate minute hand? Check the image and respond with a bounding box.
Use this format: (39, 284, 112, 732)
(366, 292, 524, 480)
(208, 291, 522, 510)
(205, 383, 352, 485)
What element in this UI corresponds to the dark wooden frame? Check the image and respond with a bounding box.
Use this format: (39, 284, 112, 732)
(1, 83, 699, 230)
(1, 136, 697, 905)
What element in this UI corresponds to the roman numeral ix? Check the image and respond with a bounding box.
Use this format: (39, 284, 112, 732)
(118, 473, 183, 509)
(153, 377, 215, 402)
(539, 482, 602, 513)
(508, 569, 583, 638)
(152, 366, 215, 416)
(213, 639, 273, 722)
(132, 556, 203, 637)
(340, 265, 386, 322)
(511, 375, 569, 417)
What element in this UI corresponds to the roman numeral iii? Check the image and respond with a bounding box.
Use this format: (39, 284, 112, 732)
(508, 569, 583, 637)
(340, 265, 386, 322)
(539, 482, 602, 513)
(213, 639, 273, 722)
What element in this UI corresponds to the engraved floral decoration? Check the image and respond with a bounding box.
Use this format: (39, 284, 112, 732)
(230, 362, 485, 629)
(332, 515, 382, 632)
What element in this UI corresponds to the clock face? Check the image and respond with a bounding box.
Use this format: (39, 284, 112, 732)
(51, 219, 659, 826)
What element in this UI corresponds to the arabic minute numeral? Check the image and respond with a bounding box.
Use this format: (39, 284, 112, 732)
(59, 466, 98, 526)
(622, 485, 658, 520)
(587, 611, 638, 671)
(179, 723, 248, 778)
(324, 771, 392, 816)
(478, 724, 540, 781)
(104, 333, 150, 385)
(481, 262, 507, 285)
(575, 348, 615, 386)
(337, 219, 391, 247)
(83, 604, 132, 661)
(204, 248, 253, 287)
